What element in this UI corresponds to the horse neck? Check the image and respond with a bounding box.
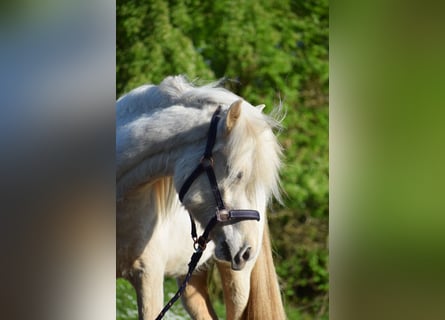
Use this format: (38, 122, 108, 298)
(116, 105, 214, 198)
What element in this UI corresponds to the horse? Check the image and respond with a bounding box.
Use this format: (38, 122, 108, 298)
(116, 75, 285, 319)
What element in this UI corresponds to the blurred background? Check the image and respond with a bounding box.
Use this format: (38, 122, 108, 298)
(116, 1, 328, 319)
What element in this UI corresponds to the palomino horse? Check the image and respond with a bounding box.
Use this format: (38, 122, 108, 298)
(116, 76, 285, 319)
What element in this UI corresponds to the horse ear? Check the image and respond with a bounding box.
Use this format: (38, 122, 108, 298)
(226, 99, 242, 132)
(256, 104, 266, 112)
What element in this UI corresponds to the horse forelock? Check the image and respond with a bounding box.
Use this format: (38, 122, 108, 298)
(226, 104, 283, 207)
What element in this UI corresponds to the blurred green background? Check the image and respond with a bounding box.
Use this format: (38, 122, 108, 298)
(117, 0, 328, 318)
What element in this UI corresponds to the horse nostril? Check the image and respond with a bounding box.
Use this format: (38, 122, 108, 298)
(242, 246, 251, 261)
(231, 245, 252, 270)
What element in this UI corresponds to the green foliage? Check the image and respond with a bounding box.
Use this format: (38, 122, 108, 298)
(280, 106, 329, 218)
(117, 0, 328, 318)
(269, 210, 328, 318)
(117, 0, 329, 106)
(117, 0, 214, 95)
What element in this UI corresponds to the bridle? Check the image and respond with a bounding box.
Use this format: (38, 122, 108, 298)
(179, 105, 261, 251)
(155, 105, 260, 319)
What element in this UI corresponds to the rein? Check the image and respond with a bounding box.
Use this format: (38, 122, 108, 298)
(155, 105, 260, 319)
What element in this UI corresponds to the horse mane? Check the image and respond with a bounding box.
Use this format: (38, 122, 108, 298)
(118, 75, 282, 208)
(243, 218, 286, 319)
(148, 176, 181, 218)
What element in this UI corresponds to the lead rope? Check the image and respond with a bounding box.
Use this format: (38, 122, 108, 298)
(154, 250, 202, 320)
(154, 216, 217, 320)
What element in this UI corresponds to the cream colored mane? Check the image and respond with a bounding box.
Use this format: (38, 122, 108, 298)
(116, 75, 282, 207)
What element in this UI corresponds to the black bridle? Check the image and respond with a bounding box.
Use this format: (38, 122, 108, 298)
(155, 105, 260, 319)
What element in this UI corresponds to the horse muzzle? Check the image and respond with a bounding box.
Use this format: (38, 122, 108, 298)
(215, 239, 255, 271)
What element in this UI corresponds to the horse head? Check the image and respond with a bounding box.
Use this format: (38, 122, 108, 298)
(174, 99, 282, 271)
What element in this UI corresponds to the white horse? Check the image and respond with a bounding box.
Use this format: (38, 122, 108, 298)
(116, 76, 285, 319)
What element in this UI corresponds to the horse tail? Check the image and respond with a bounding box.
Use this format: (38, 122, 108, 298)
(243, 218, 286, 319)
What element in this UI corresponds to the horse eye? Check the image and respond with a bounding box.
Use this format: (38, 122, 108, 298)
(236, 171, 243, 180)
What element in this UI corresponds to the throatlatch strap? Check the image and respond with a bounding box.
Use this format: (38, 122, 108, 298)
(179, 164, 204, 202)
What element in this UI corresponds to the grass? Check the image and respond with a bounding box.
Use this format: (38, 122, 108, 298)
(116, 277, 223, 320)
(116, 278, 324, 319)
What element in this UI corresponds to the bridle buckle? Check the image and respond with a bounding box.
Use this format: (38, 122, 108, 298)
(193, 236, 207, 252)
(216, 208, 231, 222)
(200, 156, 213, 168)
